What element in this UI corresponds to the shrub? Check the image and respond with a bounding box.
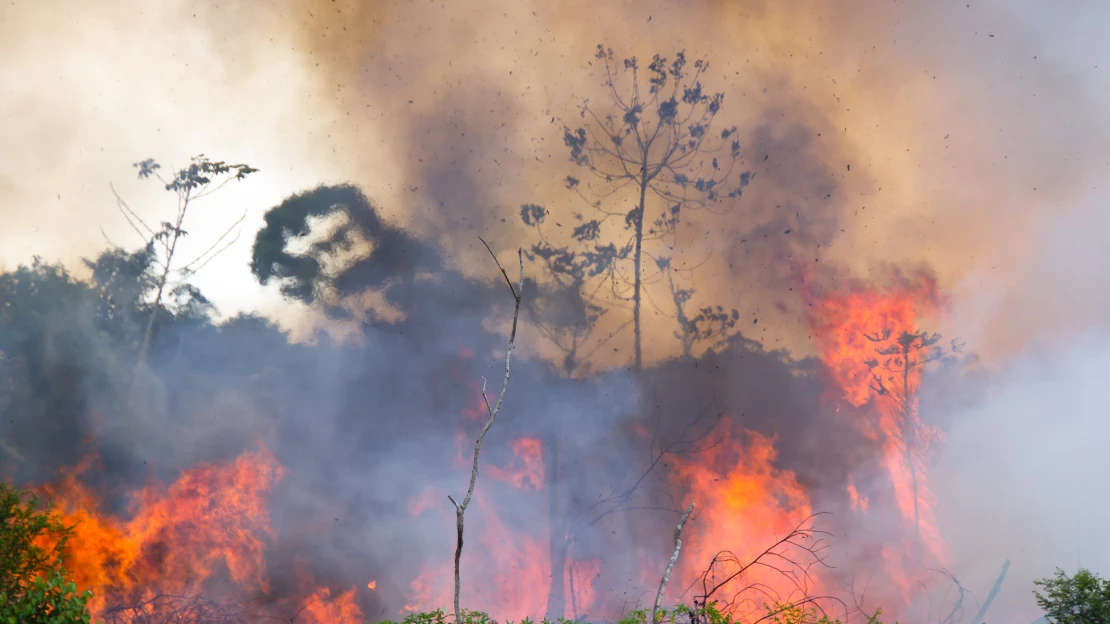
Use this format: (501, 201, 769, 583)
(1034, 568, 1110, 624)
(0, 482, 92, 623)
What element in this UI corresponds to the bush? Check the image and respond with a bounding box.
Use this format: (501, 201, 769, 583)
(0, 482, 92, 623)
(390, 602, 889, 624)
(1034, 568, 1110, 624)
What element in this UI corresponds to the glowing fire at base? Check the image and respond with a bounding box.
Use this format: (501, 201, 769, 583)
(37, 445, 364, 624)
(32, 272, 958, 623)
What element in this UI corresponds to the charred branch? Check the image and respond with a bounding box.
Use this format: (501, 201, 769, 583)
(447, 242, 525, 624)
(969, 559, 1010, 624)
(652, 502, 696, 624)
(692, 512, 849, 623)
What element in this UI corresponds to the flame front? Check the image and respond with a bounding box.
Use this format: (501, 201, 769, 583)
(804, 271, 951, 603)
(37, 445, 365, 624)
(669, 425, 818, 618)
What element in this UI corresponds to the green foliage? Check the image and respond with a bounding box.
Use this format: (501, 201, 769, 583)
(0, 482, 92, 623)
(0, 482, 69, 597)
(379, 609, 500, 624)
(759, 602, 887, 624)
(1034, 568, 1110, 623)
(390, 602, 890, 624)
(0, 564, 91, 624)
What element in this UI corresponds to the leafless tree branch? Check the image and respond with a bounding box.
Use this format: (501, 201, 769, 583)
(688, 512, 852, 623)
(653, 502, 696, 624)
(448, 244, 525, 624)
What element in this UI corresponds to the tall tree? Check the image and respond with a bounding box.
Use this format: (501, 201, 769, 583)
(522, 43, 753, 370)
(864, 329, 962, 545)
(113, 155, 257, 372)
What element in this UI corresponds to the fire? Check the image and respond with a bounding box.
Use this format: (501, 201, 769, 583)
(805, 272, 941, 407)
(405, 436, 555, 620)
(803, 271, 951, 572)
(669, 424, 818, 616)
(300, 587, 363, 624)
(565, 557, 600, 618)
(37, 445, 365, 624)
(486, 437, 544, 491)
(846, 476, 869, 514)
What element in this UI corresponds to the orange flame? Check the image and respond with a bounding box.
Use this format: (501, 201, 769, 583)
(300, 587, 363, 624)
(486, 437, 545, 491)
(405, 435, 555, 620)
(846, 477, 870, 514)
(804, 272, 950, 570)
(669, 423, 819, 615)
(37, 445, 366, 624)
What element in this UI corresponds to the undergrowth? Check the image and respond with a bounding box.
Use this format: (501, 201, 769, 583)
(382, 602, 891, 624)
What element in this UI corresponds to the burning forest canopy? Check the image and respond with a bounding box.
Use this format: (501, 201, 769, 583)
(3, 1, 1110, 623)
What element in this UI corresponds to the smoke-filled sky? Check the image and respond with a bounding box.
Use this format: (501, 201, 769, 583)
(4, 0, 1110, 620)
(4, 0, 1109, 358)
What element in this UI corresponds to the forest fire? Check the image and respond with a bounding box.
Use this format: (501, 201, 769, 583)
(36, 445, 365, 624)
(20, 271, 963, 624)
(803, 271, 953, 605)
(667, 426, 824, 619)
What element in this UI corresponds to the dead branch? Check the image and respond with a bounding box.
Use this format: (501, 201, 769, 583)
(929, 567, 969, 624)
(447, 242, 525, 624)
(652, 502, 696, 624)
(969, 559, 1010, 624)
(690, 512, 849, 623)
(97, 594, 250, 624)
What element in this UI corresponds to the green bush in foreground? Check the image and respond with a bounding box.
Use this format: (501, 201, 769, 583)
(1034, 568, 1110, 624)
(0, 565, 91, 624)
(0, 482, 92, 623)
(385, 601, 889, 624)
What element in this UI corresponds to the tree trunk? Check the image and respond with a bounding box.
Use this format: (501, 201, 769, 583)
(632, 170, 648, 371)
(902, 347, 921, 545)
(544, 433, 568, 619)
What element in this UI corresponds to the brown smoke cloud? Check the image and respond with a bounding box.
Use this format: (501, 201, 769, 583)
(3, 0, 1108, 359)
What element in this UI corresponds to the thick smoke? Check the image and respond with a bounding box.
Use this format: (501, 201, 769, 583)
(924, 184, 1110, 622)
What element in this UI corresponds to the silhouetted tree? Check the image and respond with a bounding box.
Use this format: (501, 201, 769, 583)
(522, 43, 753, 370)
(113, 155, 257, 371)
(863, 329, 963, 543)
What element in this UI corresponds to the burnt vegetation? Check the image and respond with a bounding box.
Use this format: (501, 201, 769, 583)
(0, 43, 1071, 624)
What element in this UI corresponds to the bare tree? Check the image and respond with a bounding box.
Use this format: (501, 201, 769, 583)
(863, 330, 963, 543)
(690, 513, 853, 624)
(112, 155, 257, 374)
(523, 43, 753, 370)
(918, 559, 1010, 624)
(97, 594, 251, 624)
(653, 502, 696, 624)
(447, 242, 525, 624)
(521, 231, 620, 377)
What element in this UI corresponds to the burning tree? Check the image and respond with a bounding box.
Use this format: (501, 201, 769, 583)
(522, 43, 753, 371)
(862, 329, 962, 545)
